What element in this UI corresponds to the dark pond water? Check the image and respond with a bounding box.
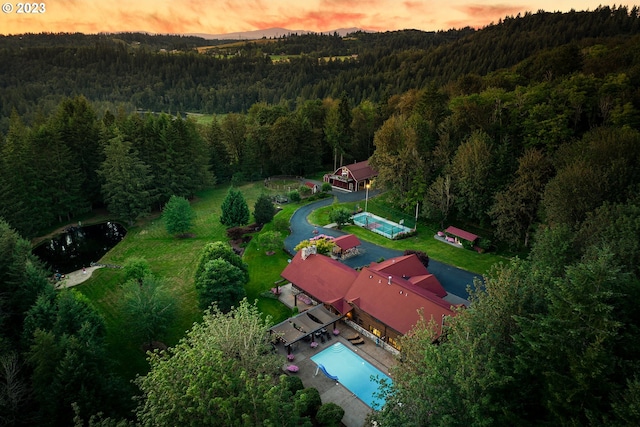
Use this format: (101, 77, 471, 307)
(33, 222, 127, 274)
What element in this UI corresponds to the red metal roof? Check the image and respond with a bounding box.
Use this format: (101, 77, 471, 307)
(370, 254, 429, 278)
(444, 226, 479, 242)
(345, 269, 455, 335)
(332, 234, 361, 250)
(281, 252, 357, 313)
(282, 252, 454, 336)
(408, 275, 447, 298)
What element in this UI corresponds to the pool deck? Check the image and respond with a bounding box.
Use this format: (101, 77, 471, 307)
(277, 284, 398, 426)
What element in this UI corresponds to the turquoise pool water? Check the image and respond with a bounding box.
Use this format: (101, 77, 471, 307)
(311, 342, 392, 409)
(352, 212, 412, 239)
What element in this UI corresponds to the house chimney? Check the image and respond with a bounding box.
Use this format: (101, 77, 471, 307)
(388, 276, 392, 285)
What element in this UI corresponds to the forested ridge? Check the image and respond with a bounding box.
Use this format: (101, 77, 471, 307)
(2, 6, 640, 426)
(1, 5, 639, 128)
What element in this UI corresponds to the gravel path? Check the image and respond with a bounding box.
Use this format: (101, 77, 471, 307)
(55, 265, 104, 289)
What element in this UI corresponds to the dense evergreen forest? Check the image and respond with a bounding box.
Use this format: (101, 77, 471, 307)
(2, 6, 640, 426)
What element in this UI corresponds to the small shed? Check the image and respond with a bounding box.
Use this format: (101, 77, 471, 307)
(304, 182, 319, 194)
(444, 226, 479, 245)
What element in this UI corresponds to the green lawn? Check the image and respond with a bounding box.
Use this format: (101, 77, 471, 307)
(71, 185, 503, 382)
(307, 197, 504, 275)
(74, 183, 293, 380)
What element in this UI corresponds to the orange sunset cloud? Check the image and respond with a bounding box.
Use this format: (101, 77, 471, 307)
(0, 0, 630, 36)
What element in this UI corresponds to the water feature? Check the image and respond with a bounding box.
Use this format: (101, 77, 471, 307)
(311, 342, 392, 409)
(33, 222, 127, 274)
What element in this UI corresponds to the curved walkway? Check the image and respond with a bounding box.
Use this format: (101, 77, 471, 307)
(284, 188, 480, 300)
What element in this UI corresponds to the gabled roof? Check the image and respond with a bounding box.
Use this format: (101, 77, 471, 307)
(370, 254, 429, 278)
(282, 251, 455, 337)
(345, 268, 455, 335)
(445, 226, 479, 242)
(408, 274, 447, 298)
(305, 182, 318, 189)
(332, 160, 377, 181)
(281, 251, 357, 313)
(332, 234, 361, 250)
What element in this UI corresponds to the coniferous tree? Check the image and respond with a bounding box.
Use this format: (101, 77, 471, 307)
(253, 194, 275, 225)
(99, 136, 153, 226)
(220, 187, 250, 228)
(162, 195, 195, 237)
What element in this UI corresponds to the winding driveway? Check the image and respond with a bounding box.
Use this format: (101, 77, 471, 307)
(283, 188, 481, 301)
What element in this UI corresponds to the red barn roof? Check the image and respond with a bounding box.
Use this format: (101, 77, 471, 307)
(445, 226, 479, 242)
(347, 160, 378, 181)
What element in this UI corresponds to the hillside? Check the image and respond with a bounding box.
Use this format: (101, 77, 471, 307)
(1, 6, 638, 132)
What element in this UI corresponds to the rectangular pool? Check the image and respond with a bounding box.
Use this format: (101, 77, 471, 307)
(352, 212, 413, 239)
(311, 342, 392, 409)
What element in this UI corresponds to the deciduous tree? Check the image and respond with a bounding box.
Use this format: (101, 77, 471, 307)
(195, 258, 247, 311)
(119, 275, 175, 349)
(194, 242, 248, 284)
(135, 300, 291, 426)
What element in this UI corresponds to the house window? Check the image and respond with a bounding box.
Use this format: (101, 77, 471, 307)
(370, 327, 382, 338)
(388, 336, 400, 350)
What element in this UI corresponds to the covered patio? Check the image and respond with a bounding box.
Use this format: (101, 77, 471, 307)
(270, 305, 343, 354)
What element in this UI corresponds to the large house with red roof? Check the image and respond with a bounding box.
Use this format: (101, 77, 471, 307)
(280, 251, 458, 349)
(323, 160, 377, 192)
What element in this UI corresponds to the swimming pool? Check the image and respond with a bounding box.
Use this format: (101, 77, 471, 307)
(311, 342, 392, 409)
(352, 212, 413, 239)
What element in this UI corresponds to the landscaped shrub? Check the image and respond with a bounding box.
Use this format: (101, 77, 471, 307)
(299, 185, 312, 197)
(315, 402, 345, 426)
(392, 229, 417, 240)
(273, 217, 290, 234)
(288, 190, 301, 202)
(294, 387, 322, 419)
(282, 375, 305, 395)
(321, 182, 332, 193)
(329, 207, 353, 228)
(226, 226, 246, 241)
(231, 172, 246, 186)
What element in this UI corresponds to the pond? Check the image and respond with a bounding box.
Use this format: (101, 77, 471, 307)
(33, 222, 127, 274)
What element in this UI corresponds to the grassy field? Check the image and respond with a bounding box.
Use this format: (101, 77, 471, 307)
(70, 184, 503, 382)
(74, 183, 296, 380)
(307, 196, 505, 275)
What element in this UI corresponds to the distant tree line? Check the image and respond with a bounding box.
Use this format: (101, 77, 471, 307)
(1, 6, 638, 131)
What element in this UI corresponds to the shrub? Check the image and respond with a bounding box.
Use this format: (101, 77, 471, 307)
(321, 182, 332, 193)
(299, 185, 312, 197)
(294, 388, 322, 418)
(231, 172, 246, 186)
(316, 402, 345, 426)
(288, 190, 301, 202)
(253, 194, 276, 225)
(273, 217, 290, 234)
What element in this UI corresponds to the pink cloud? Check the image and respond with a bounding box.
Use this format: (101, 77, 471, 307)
(454, 3, 528, 27)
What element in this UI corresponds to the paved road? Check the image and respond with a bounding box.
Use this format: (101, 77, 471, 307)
(283, 188, 481, 300)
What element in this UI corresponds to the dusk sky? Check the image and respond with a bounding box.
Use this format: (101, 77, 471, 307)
(0, 1, 631, 36)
